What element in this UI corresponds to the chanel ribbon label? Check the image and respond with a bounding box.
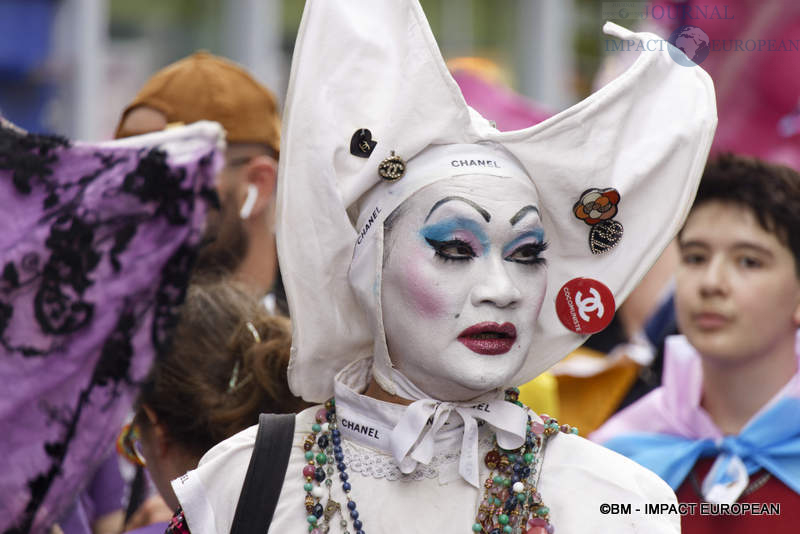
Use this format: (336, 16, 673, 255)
(340, 417, 382, 439)
(356, 206, 381, 246)
(450, 159, 500, 169)
(335, 406, 393, 451)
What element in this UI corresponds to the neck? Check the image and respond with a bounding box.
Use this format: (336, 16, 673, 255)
(162, 446, 202, 511)
(700, 336, 798, 435)
(363, 377, 414, 406)
(235, 219, 276, 294)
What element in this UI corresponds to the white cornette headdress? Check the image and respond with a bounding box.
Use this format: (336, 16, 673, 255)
(277, 0, 717, 403)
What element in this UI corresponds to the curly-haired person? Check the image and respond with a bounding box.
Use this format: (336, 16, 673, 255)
(121, 281, 308, 533)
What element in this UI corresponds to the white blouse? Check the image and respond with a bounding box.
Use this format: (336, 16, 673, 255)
(173, 367, 680, 534)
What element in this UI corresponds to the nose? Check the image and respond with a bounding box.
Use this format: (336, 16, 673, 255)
(470, 256, 522, 308)
(699, 255, 728, 297)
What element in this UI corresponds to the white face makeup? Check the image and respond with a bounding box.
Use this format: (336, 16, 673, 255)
(381, 174, 547, 401)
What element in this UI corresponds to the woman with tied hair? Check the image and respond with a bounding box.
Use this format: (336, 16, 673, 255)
(120, 281, 307, 532)
(167, 2, 717, 533)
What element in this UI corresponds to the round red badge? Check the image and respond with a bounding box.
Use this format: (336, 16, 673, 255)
(555, 278, 615, 334)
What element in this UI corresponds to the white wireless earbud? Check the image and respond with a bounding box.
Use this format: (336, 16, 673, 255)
(239, 184, 258, 219)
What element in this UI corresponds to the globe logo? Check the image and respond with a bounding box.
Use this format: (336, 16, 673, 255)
(667, 25, 710, 67)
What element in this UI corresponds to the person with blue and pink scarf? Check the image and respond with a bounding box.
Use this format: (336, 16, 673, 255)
(592, 154, 800, 534)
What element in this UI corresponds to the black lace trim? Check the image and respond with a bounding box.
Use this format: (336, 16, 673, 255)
(0, 126, 70, 196)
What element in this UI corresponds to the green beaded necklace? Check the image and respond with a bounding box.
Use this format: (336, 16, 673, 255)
(472, 388, 577, 534)
(300, 389, 578, 534)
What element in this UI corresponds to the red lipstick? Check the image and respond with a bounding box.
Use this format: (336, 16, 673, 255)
(458, 322, 517, 355)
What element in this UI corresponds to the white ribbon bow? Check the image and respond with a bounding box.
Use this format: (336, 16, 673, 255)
(390, 397, 528, 488)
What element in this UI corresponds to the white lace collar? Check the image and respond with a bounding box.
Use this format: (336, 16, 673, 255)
(333, 359, 468, 452)
(333, 359, 530, 487)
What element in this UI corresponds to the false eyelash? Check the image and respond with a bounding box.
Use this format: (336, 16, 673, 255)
(424, 237, 476, 262)
(506, 241, 549, 266)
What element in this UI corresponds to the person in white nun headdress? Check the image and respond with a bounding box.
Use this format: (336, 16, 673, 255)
(168, 2, 717, 533)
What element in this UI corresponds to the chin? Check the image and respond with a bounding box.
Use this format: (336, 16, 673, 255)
(410, 369, 508, 401)
(443, 360, 525, 399)
(686, 333, 742, 362)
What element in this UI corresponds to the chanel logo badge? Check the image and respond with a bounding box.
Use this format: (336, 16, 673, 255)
(349, 128, 377, 158)
(574, 288, 604, 322)
(555, 278, 616, 334)
(378, 151, 406, 181)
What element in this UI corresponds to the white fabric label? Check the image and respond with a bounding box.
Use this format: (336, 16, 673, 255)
(336, 404, 395, 450)
(171, 469, 217, 534)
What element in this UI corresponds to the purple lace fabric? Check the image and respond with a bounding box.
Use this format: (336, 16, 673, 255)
(0, 119, 222, 533)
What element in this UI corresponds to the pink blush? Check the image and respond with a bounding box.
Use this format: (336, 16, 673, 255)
(401, 253, 446, 318)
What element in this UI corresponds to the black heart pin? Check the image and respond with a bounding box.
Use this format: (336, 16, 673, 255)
(350, 128, 377, 158)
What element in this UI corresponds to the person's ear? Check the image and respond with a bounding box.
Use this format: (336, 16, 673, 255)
(141, 405, 170, 457)
(142, 404, 158, 425)
(240, 155, 277, 220)
(793, 291, 800, 328)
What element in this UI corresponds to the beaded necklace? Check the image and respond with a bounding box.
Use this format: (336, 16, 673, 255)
(301, 388, 578, 534)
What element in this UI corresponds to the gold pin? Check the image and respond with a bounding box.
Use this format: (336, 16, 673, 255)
(378, 151, 406, 181)
(573, 187, 623, 254)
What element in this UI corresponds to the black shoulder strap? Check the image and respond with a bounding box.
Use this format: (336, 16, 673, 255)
(230, 413, 296, 534)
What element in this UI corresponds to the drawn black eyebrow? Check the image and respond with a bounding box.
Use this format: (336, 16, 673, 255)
(424, 196, 491, 223)
(510, 205, 539, 225)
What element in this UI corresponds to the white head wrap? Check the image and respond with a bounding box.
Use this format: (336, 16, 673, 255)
(276, 0, 717, 403)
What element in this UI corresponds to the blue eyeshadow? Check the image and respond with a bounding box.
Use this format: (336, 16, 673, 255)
(419, 217, 490, 252)
(502, 229, 545, 257)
